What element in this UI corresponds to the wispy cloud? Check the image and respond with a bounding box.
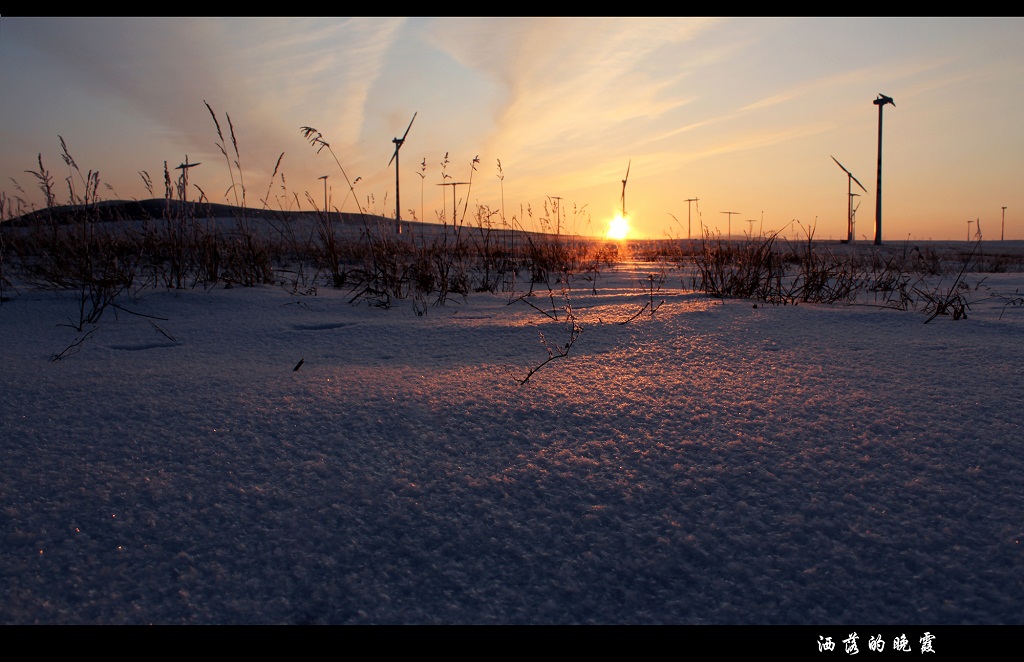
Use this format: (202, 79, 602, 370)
(424, 18, 718, 177)
(7, 18, 407, 174)
(281, 18, 405, 148)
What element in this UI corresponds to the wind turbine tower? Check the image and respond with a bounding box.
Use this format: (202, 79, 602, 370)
(873, 93, 895, 245)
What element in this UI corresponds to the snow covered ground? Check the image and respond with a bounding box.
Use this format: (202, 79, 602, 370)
(1, 244, 1023, 624)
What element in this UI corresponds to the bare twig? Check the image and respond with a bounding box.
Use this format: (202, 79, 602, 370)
(50, 326, 98, 361)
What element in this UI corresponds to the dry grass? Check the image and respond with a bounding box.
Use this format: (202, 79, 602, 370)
(679, 225, 1012, 323)
(3, 111, 1021, 334)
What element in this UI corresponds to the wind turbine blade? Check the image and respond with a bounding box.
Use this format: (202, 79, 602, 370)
(401, 112, 417, 142)
(831, 155, 852, 177)
(832, 155, 867, 191)
(624, 159, 631, 184)
(388, 112, 417, 167)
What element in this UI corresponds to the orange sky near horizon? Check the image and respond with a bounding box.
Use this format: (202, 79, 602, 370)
(2, 17, 1022, 242)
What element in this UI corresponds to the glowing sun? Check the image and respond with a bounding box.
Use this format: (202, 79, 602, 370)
(607, 215, 630, 240)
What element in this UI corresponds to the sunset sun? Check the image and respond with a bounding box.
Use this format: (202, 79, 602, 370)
(607, 215, 630, 240)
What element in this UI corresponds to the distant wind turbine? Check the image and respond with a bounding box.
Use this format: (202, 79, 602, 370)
(437, 181, 470, 226)
(550, 196, 563, 236)
(620, 160, 631, 218)
(831, 155, 868, 243)
(388, 112, 417, 234)
(721, 211, 740, 240)
(318, 175, 329, 217)
(684, 198, 699, 239)
(175, 156, 201, 205)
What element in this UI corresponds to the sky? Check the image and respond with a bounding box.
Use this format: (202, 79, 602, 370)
(1, 16, 1022, 241)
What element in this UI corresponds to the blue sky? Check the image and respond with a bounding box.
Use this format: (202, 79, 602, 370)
(2, 17, 1022, 240)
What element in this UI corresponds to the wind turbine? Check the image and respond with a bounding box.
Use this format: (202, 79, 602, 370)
(831, 155, 868, 243)
(620, 160, 631, 218)
(684, 198, 699, 239)
(175, 155, 201, 205)
(388, 112, 417, 234)
(550, 196, 563, 236)
(318, 175, 329, 218)
(437, 181, 470, 226)
(720, 211, 740, 240)
(873, 93, 895, 245)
